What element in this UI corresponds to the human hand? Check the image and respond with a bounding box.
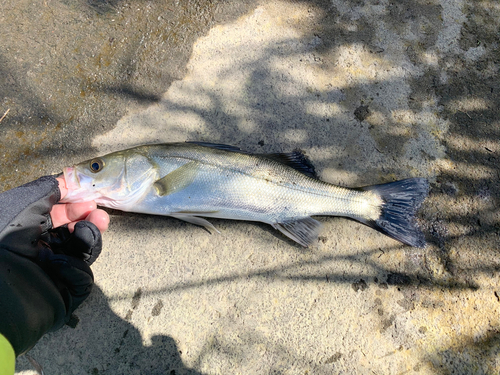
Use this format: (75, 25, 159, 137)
(0, 175, 109, 356)
(51, 176, 109, 233)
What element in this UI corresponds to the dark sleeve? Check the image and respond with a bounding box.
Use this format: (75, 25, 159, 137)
(0, 250, 66, 356)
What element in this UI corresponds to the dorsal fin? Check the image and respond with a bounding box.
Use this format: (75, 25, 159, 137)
(264, 150, 317, 178)
(186, 141, 244, 153)
(186, 142, 317, 178)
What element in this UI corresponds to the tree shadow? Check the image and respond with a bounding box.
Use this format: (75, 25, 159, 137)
(99, 0, 498, 287)
(2, 0, 500, 373)
(427, 329, 500, 375)
(85, 2, 499, 372)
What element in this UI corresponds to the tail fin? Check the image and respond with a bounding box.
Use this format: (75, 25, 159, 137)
(359, 178, 429, 248)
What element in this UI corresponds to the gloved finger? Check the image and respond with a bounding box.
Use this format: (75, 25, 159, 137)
(67, 221, 102, 265)
(43, 254, 94, 318)
(0, 176, 60, 258)
(50, 201, 97, 228)
(45, 221, 102, 266)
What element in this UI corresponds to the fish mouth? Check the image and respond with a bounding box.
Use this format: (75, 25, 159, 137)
(63, 166, 81, 190)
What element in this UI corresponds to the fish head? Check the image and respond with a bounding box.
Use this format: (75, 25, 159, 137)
(61, 150, 157, 209)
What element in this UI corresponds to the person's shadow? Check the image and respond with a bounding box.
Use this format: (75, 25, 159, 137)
(15, 285, 203, 375)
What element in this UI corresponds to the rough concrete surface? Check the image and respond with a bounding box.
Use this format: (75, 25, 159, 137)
(1, 0, 499, 374)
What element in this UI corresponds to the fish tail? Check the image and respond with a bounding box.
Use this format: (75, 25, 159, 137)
(358, 178, 429, 247)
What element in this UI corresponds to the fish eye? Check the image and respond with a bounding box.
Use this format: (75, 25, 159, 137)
(90, 158, 104, 173)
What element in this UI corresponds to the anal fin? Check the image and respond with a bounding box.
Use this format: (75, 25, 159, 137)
(272, 217, 322, 247)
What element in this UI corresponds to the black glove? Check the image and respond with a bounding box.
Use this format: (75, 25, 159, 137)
(0, 176, 102, 356)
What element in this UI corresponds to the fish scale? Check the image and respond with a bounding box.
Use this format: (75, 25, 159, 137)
(138, 146, 375, 222)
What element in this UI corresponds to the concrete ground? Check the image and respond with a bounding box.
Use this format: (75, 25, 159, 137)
(1, 0, 499, 374)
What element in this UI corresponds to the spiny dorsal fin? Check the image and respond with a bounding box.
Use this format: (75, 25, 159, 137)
(186, 141, 245, 153)
(186, 141, 317, 178)
(264, 151, 317, 178)
(272, 217, 322, 247)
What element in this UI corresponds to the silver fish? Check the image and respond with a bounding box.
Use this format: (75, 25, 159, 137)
(61, 142, 429, 247)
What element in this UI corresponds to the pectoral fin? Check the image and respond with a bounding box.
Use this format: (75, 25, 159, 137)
(272, 217, 322, 247)
(154, 161, 199, 196)
(171, 213, 221, 234)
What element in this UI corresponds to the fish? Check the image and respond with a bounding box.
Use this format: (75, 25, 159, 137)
(61, 142, 429, 247)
